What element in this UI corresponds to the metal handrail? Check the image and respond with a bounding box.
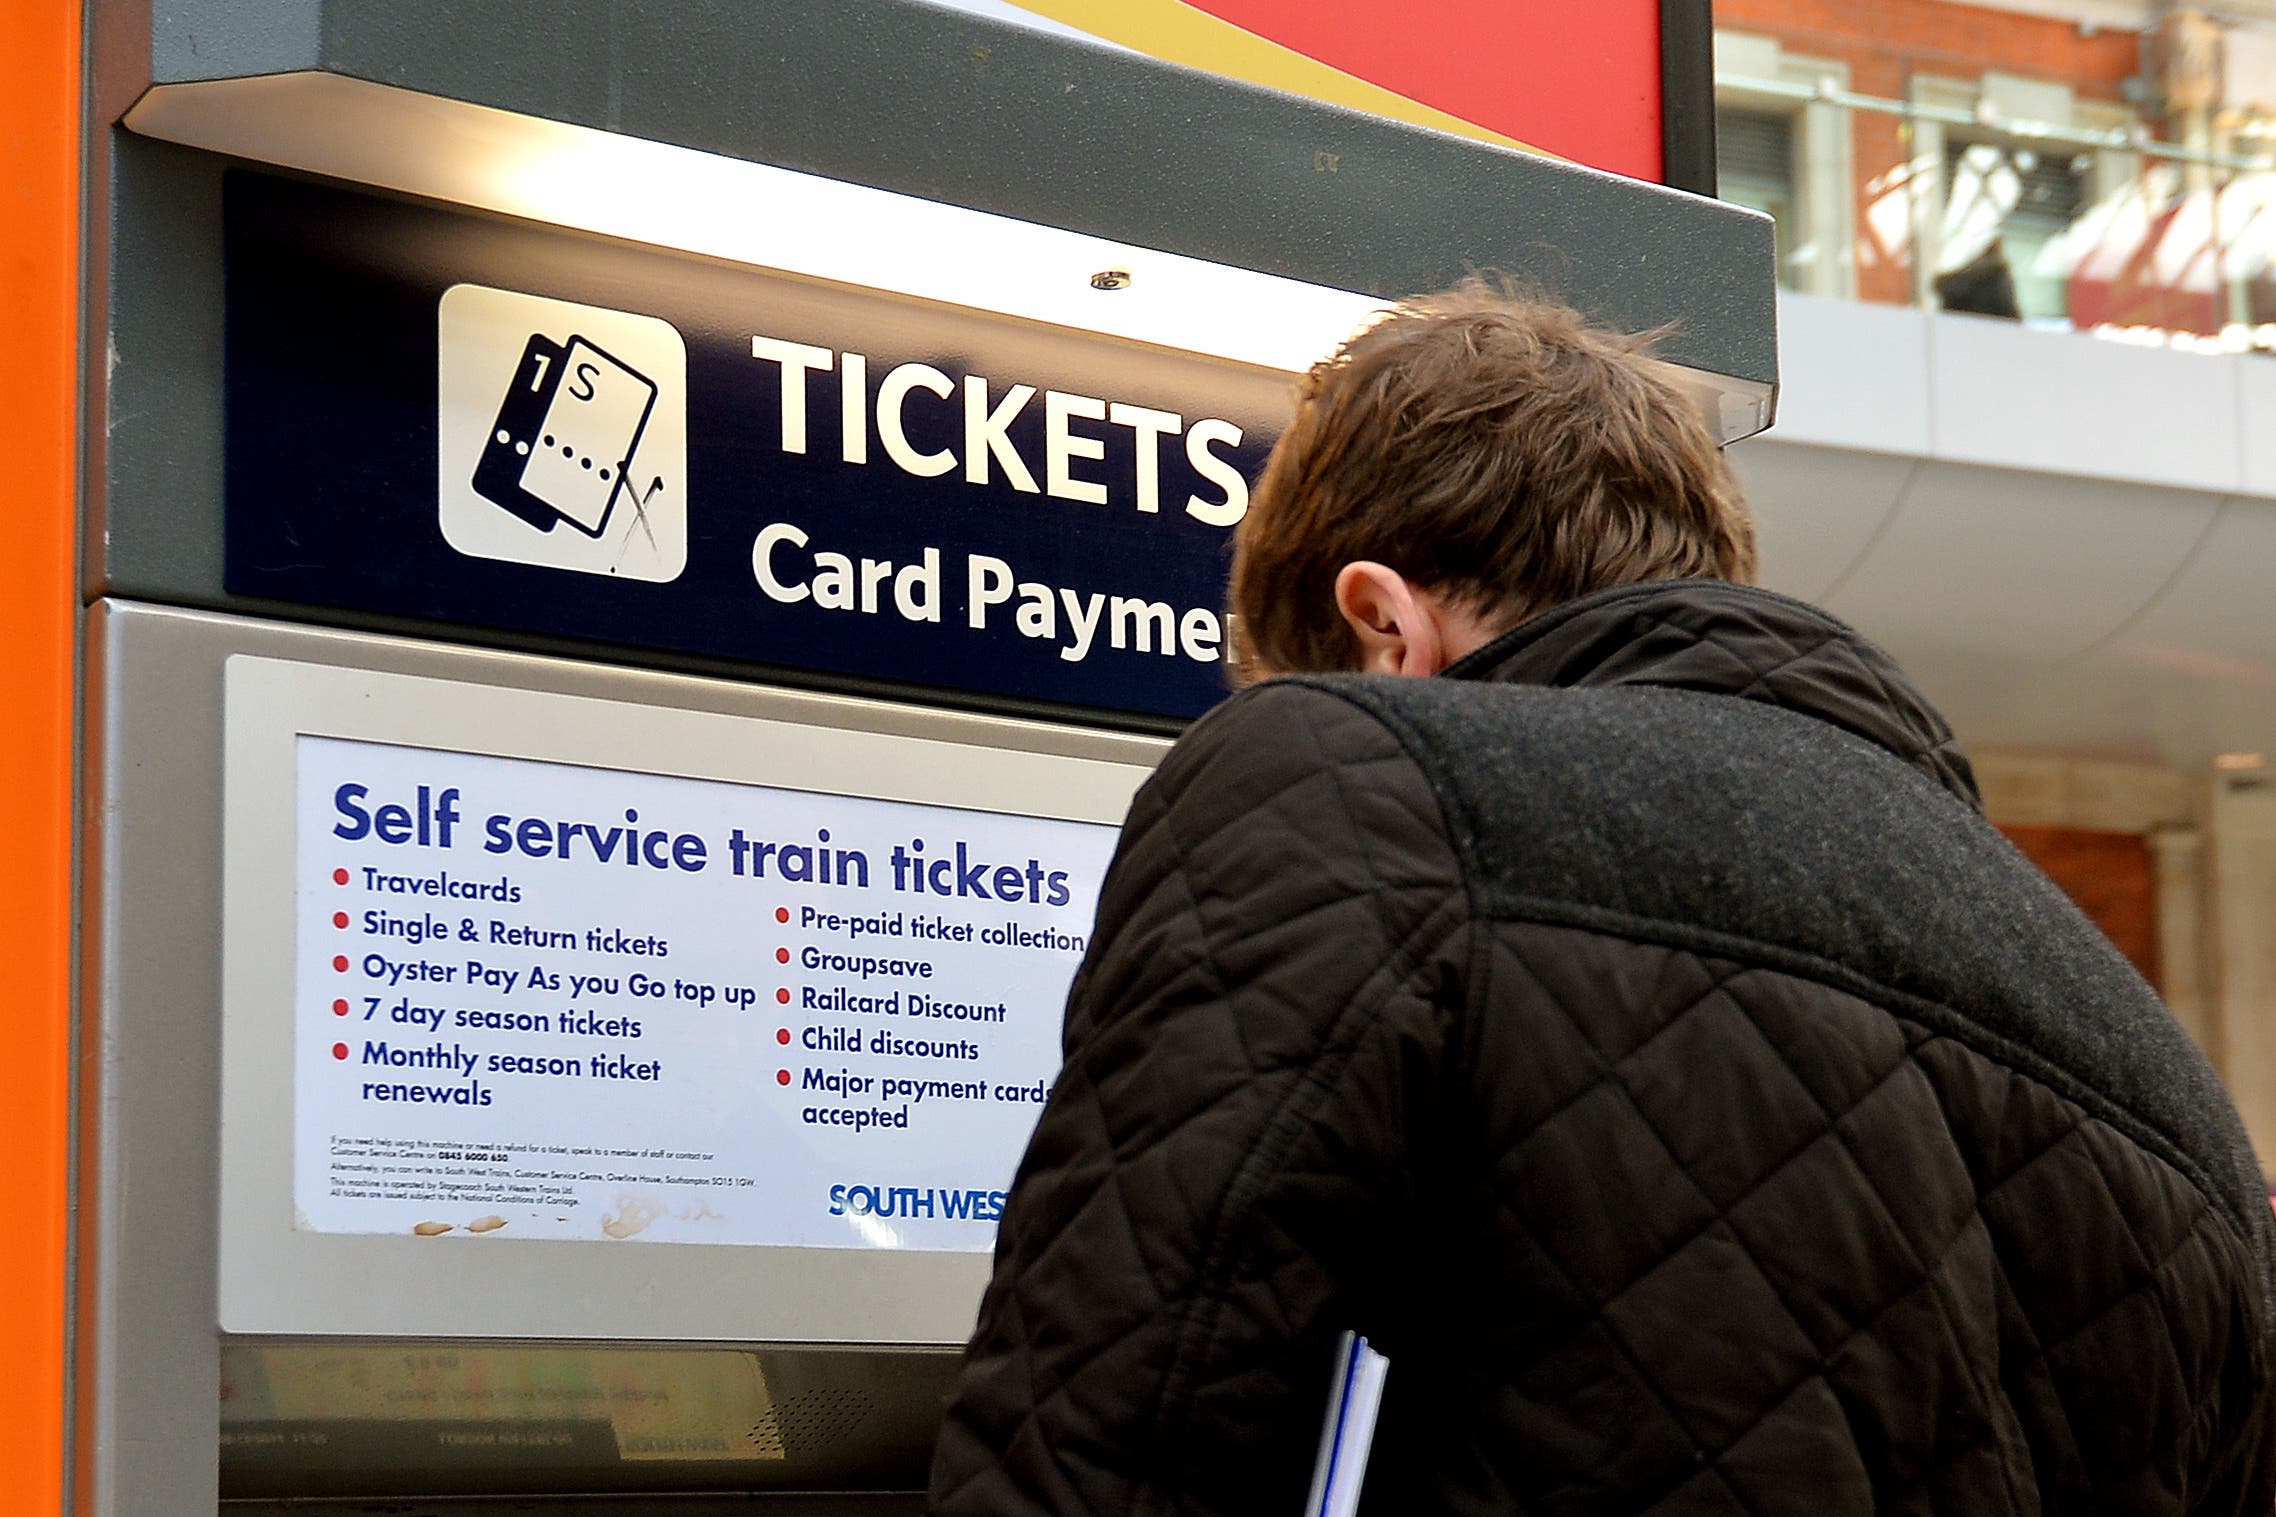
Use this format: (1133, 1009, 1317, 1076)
(1716, 72, 2275, 172)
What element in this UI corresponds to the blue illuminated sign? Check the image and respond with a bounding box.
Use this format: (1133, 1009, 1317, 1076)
(225, 172, 1293, 720)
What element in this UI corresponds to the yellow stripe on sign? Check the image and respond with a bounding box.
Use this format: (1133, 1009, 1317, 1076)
(1003, 0, 1545, 156)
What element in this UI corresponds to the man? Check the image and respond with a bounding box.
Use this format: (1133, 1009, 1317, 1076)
(928, 285, 2276, 1514)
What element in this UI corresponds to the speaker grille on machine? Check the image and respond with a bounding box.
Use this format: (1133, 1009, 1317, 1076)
(748, 1387, 878, 1459)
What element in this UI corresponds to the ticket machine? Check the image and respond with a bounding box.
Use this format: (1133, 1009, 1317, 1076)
(59, 1, 1777, 1510)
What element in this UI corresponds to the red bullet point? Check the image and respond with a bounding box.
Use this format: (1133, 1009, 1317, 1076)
(331, 1043, 349, 1061)
(332, 955, 349, 972)
(775, 988, 790, 1005)
(332, 911, 350, 929)
(776, 1028, 791, 1045)
(775, 907, 789, 924)
(775, 947, 790, 964)
(332, 999, 349, 1016)
(776, 1069, 791, 1086)
(333, 868, 349, 885)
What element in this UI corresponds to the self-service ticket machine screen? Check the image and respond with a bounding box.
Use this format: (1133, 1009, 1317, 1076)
(199, 646, 1162, 1505)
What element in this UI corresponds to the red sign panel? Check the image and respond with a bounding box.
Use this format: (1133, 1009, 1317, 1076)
(1195, 0, 1665, 183)
(948, 0, 1703, 189)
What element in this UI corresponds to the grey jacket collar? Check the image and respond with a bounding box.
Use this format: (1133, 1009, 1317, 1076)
(1442, 579, 1983, 810)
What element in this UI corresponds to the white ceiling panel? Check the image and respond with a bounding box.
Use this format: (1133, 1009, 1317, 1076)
(1823, 460, 2223, 663)
(2097, 497, 2276, 674)
(1754, 294, 2276, 769)
(1727, 439, 1916, 602)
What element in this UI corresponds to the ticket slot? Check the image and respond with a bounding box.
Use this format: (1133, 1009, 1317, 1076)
(218, 1339, 952, 1503)
(222, 1498, 919, 1515)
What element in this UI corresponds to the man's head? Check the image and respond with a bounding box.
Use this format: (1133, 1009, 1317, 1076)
(1228, 281, 1757, 680)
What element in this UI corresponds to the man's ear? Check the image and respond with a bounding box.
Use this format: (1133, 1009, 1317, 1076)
(1334, 561, 1449, 676)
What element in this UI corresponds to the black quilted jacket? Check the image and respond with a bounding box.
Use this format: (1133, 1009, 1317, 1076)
(930, 580, 2276, 1516)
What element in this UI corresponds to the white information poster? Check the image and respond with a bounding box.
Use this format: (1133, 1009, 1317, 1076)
(292, 734, 1118, 1253)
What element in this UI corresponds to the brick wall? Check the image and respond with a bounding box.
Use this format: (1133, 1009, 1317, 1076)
(1717, 0, 2141, 100)
(1999, 822, 2162, 988)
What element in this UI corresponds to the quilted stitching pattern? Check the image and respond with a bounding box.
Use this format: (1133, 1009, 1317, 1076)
(1413, 921, 2252, 1516)
(930, 591, 2273, 1517)
(932, 685, 1470, 1517)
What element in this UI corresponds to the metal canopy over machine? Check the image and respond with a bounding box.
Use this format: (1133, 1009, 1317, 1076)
(77, 2, 1777, 1512)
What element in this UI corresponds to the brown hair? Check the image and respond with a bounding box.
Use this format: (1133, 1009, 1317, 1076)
(1229, 280, 1756, 676)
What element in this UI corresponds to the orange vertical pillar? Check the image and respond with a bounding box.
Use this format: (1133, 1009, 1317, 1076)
(0, 0, 80, 1510)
